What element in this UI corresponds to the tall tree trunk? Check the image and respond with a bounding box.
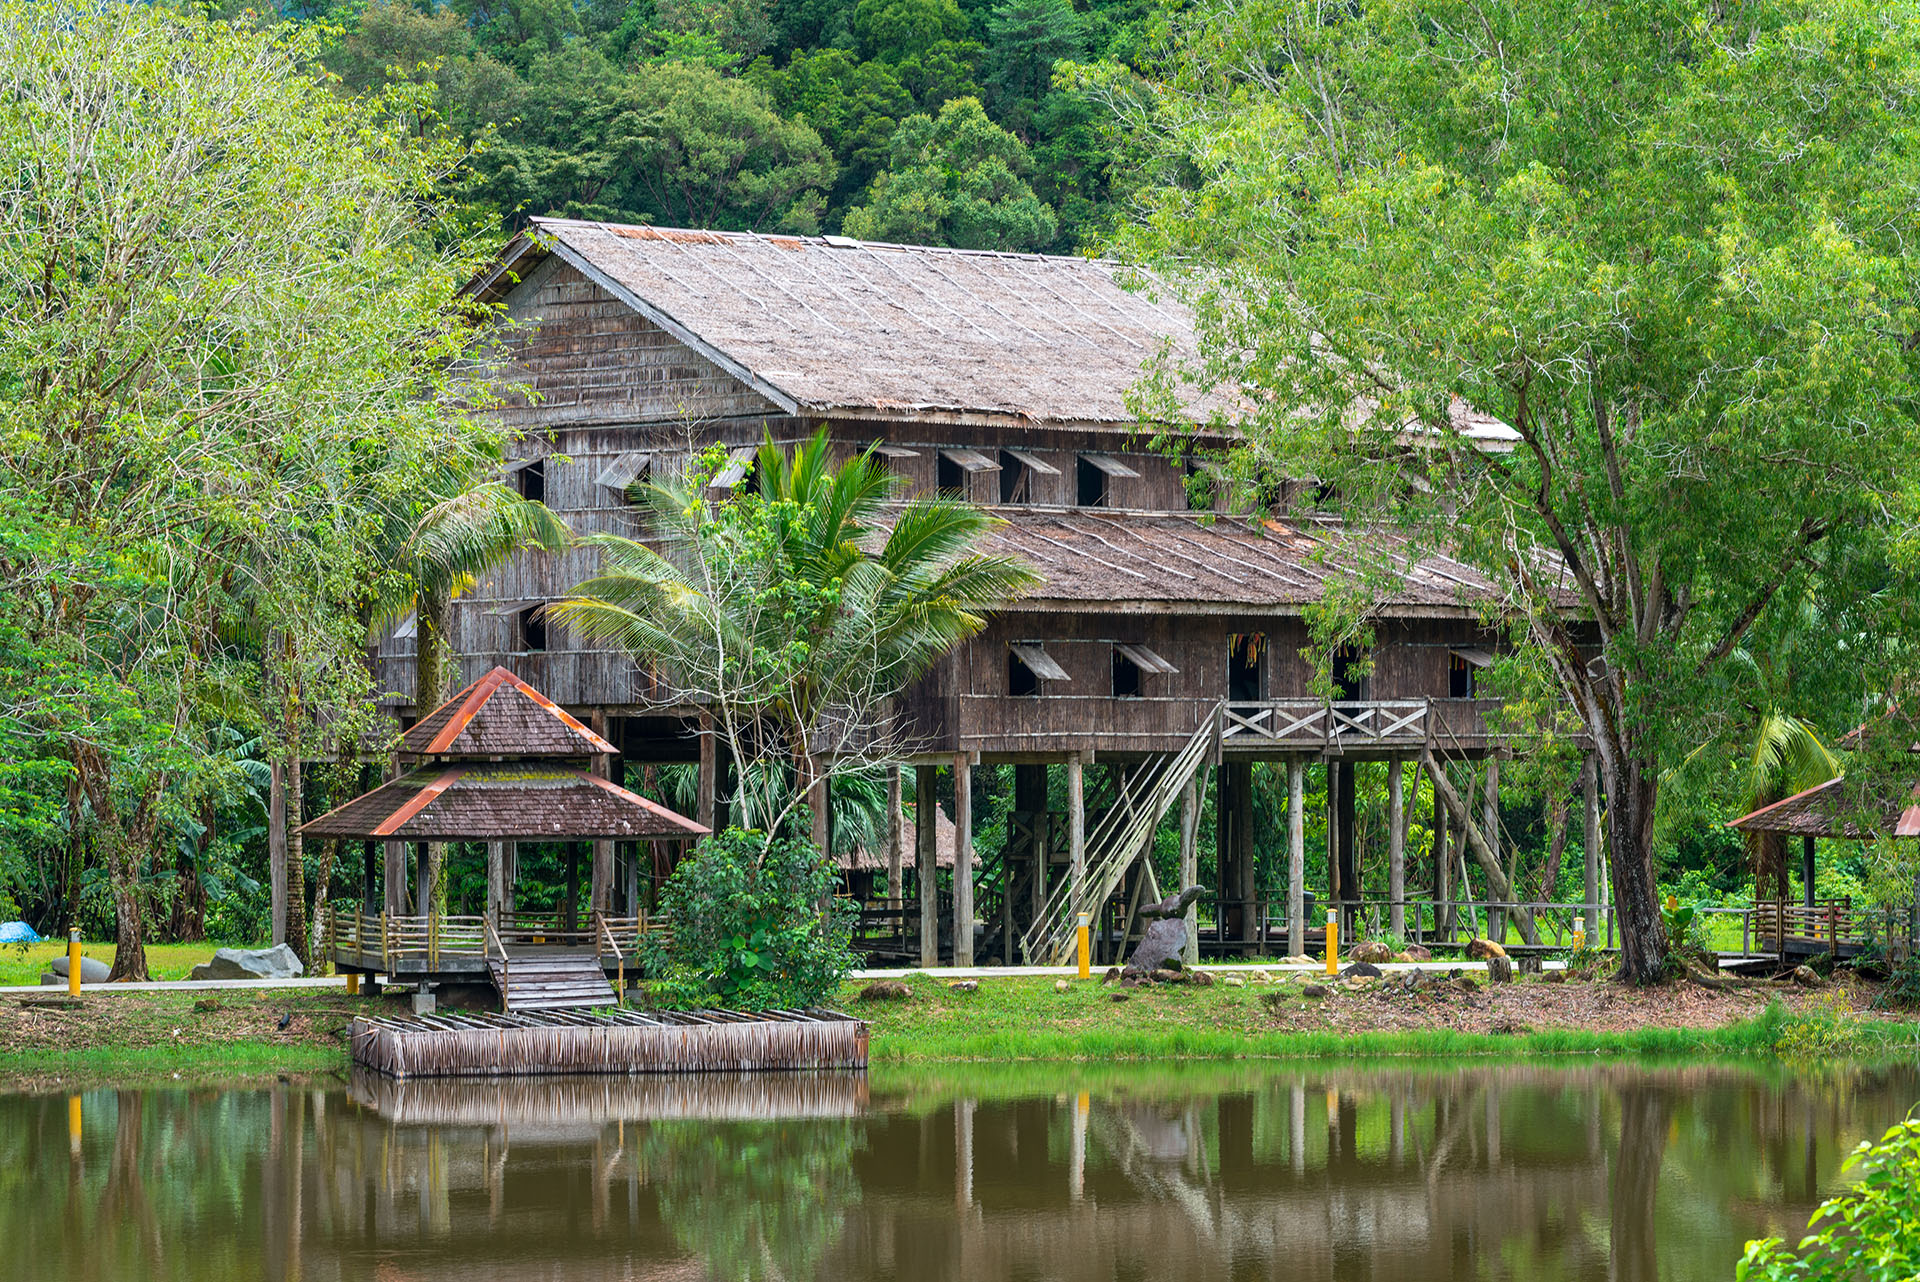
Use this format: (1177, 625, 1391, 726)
(1600, 754, 1667, 982)
(285, 752, 307, 966)
(73, 744, 151, 983)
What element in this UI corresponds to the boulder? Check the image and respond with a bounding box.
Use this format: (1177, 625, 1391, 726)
(1151, 967, 1187, 985)
(1221, 974, 1246, 988)
(1054, 979, 1071, 992)
(1403, 945, 1433, 961)
(1189, 969, 1214, 988)
(1465, 938, 1509, 961)
(1110, 992, 1131, 1003)
(189, 945, 304, 982)
(1349, 940, 1393, 964)
(1300, 983, 1332, 999)
(947, 979, 980, 993)
(1124, 918, 1190, 978)
(37, 972, 60, 986)
(858, 980, 912, 1001)
(1542, 969, 1567, 984)
(48, 954, 110, 983)
(1791, 965, 1826, 988)
(1340, 961, 1384, 980)
(1449, 975, 1480, 994)
(1101, 966, 1122, 985)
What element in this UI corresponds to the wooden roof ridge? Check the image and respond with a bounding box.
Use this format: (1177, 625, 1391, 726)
(404, 666, 617, 757)
(1728, 774, 1920, 839)
(299, 762, 710, 841)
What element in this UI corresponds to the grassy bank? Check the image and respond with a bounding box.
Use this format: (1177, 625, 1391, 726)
(4, 969, 1917, 1088)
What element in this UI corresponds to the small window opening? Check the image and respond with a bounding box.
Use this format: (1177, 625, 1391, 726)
(1077, 456, 1109, 508)
(1333, 644, 1367, 701)
(1009, 649, 1039, 697)
(938, 453, 966, 497)
(515, 457, 546, 504)
(517, 605, 547, 654)
(1112, 647, 1143, 698)
(999, 450, 1030, 504)
(1449, 653, 1475, 698)
(1185, 458, 1220, 512)
(1228, 633, 1264, 703)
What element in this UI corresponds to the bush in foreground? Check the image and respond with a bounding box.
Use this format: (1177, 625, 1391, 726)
(1737, 1113, 1920, 1281)
(638, 827, 858, 1011)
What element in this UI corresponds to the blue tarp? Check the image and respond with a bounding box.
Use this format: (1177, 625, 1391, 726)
(0, 921, 42, 944)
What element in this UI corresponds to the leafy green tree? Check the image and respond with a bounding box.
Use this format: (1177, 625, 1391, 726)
(322, 0, 520, 136)
(1120, 0, 1920, 980)
(1738, 1115, 1920, 1281)
(449, 0, 581, 68)
(843, 95, 1057, 248)
(749, 47, 916, 217)
(853, 0, 970, 61)
(638, 827, 860, 1008)
(553, 429, 1036, 835)
(0, 2, 506, 976)
(983, 0, 1084, 133)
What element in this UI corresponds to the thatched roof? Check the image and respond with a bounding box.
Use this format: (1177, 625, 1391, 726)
(477, 218, 1214, 427)
(403, 666, 615, 758)
(981, 510, 1539, 614)
(300, 763, 708, 841)
(836, 803, 955, 873)
(1727, 776, 1920, 839)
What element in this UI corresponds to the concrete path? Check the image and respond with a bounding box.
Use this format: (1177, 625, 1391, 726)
(4, 956, 1550, 997)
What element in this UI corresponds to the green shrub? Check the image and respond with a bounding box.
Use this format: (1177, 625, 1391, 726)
(639, 827, 860, 1011)
(1872, 955, 1920, 1013)
(1737, 1112, 1920, 1281)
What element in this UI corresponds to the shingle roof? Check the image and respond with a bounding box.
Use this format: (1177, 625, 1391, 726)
(1727, 776, 1920, 839)
(483, 218, 1211, 426)
(980, 509, 1529, 613)
(403, 666, 615, 758)
(300, 763, 708, 841)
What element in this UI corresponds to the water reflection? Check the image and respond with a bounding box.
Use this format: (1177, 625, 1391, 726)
(0, 1061, 1913, 1282)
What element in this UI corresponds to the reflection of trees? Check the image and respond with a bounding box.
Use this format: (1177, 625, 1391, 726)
(1610, 1085, 1672, 1282)
(643, 1119, 863, 1282)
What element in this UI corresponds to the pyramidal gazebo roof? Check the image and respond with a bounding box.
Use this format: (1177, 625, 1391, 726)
(1728, 776, 1920, 840)
(403, 667, 616, 758)
(300, 763, 708, 841)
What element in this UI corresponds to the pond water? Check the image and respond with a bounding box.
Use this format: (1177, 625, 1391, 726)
(1, 1060, 1914, 1282)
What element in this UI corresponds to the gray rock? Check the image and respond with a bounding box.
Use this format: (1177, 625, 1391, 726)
(49, 954, 110, 982)
(1340, 961, 1384, 979)
(1301, 983, 1332, 999)
(1123, 917, 1190, 977)
(188, 944, 304, 981)
(38, 972, 61, 986)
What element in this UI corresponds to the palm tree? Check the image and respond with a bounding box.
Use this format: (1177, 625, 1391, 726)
(1739, 710, 1839, 902)
(553, 429, 1036, 838)
(367, 481, 571, 914)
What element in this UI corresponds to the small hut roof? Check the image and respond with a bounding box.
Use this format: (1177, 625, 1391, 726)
(981, 510, 1552, 614)
(835, 804, 955, 872)
(403, 667, 615, 757)
(1727, 776, 1920, 840)
(300, 763, 708, 841)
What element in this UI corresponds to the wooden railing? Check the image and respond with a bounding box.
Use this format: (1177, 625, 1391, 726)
(1219, 697, 1507, 750)
(496, 911, 594, 948)
(378, 914, 488, 966)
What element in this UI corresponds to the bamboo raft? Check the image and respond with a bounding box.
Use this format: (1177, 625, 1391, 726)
(348, 1007, 868, 1079)
(348, 1066, 869, 1125)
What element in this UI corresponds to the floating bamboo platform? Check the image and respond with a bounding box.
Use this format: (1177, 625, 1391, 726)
(348, 1007, 868, 1079)
(348, 1066, 869, 1127)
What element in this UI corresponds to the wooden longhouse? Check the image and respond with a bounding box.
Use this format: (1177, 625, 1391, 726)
(371, 218, 1607, 969)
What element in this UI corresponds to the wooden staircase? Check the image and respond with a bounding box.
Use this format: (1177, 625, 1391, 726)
(488, 953, 618, 1012)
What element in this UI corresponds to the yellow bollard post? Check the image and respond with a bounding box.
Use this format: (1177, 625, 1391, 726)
(67, 927, 81, 998)
(1076, 912, 1092, 979)
(68, 1094, 82, 1157)
(345, 972, 360, 997)
(1571, 916, 1586, 953)
(1325, 910, 1339, 976)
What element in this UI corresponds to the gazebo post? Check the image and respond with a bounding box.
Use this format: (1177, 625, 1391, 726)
(486, 842, 506, 926)
(953, 753, 973, 968)
(917, 763, 938, 968)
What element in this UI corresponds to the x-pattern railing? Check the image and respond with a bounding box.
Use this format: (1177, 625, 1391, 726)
(1222, 699, 1433, 746)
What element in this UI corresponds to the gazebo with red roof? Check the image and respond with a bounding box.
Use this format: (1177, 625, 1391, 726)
(303, 667, 707, 1007)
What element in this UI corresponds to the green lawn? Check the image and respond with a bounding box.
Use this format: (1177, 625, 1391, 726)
(0, 940, 256, 987)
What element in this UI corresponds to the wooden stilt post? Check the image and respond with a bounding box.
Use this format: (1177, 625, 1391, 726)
(1434, 768, 1452, 939)
(918, 763, 938, 968)
(886, 766, 905, 906)
(1180, 777, 1200, 966)
(1388, 755, 1406, 939)
(1336, 761, 1357, 935)
(1324, 760, 1341, 921)
(486, 842, 505, 926)
(1483, 757, 1501, 942)
(1801, 834, 1818, 908)
(1288, 757, 1305, 958)
(1583, 755, 1601, 938)
(590, 726, 615, 915)
(953, 754, 974, 968)
(697, 717, 717, 833)
(1067, 754, 1086, 940)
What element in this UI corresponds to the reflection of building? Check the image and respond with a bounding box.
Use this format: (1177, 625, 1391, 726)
(372, 219, 1604, 967)
(10, 1065, 1917, 1282)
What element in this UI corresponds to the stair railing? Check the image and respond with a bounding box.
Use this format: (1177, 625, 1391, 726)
(484, 914, 510, 1013)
